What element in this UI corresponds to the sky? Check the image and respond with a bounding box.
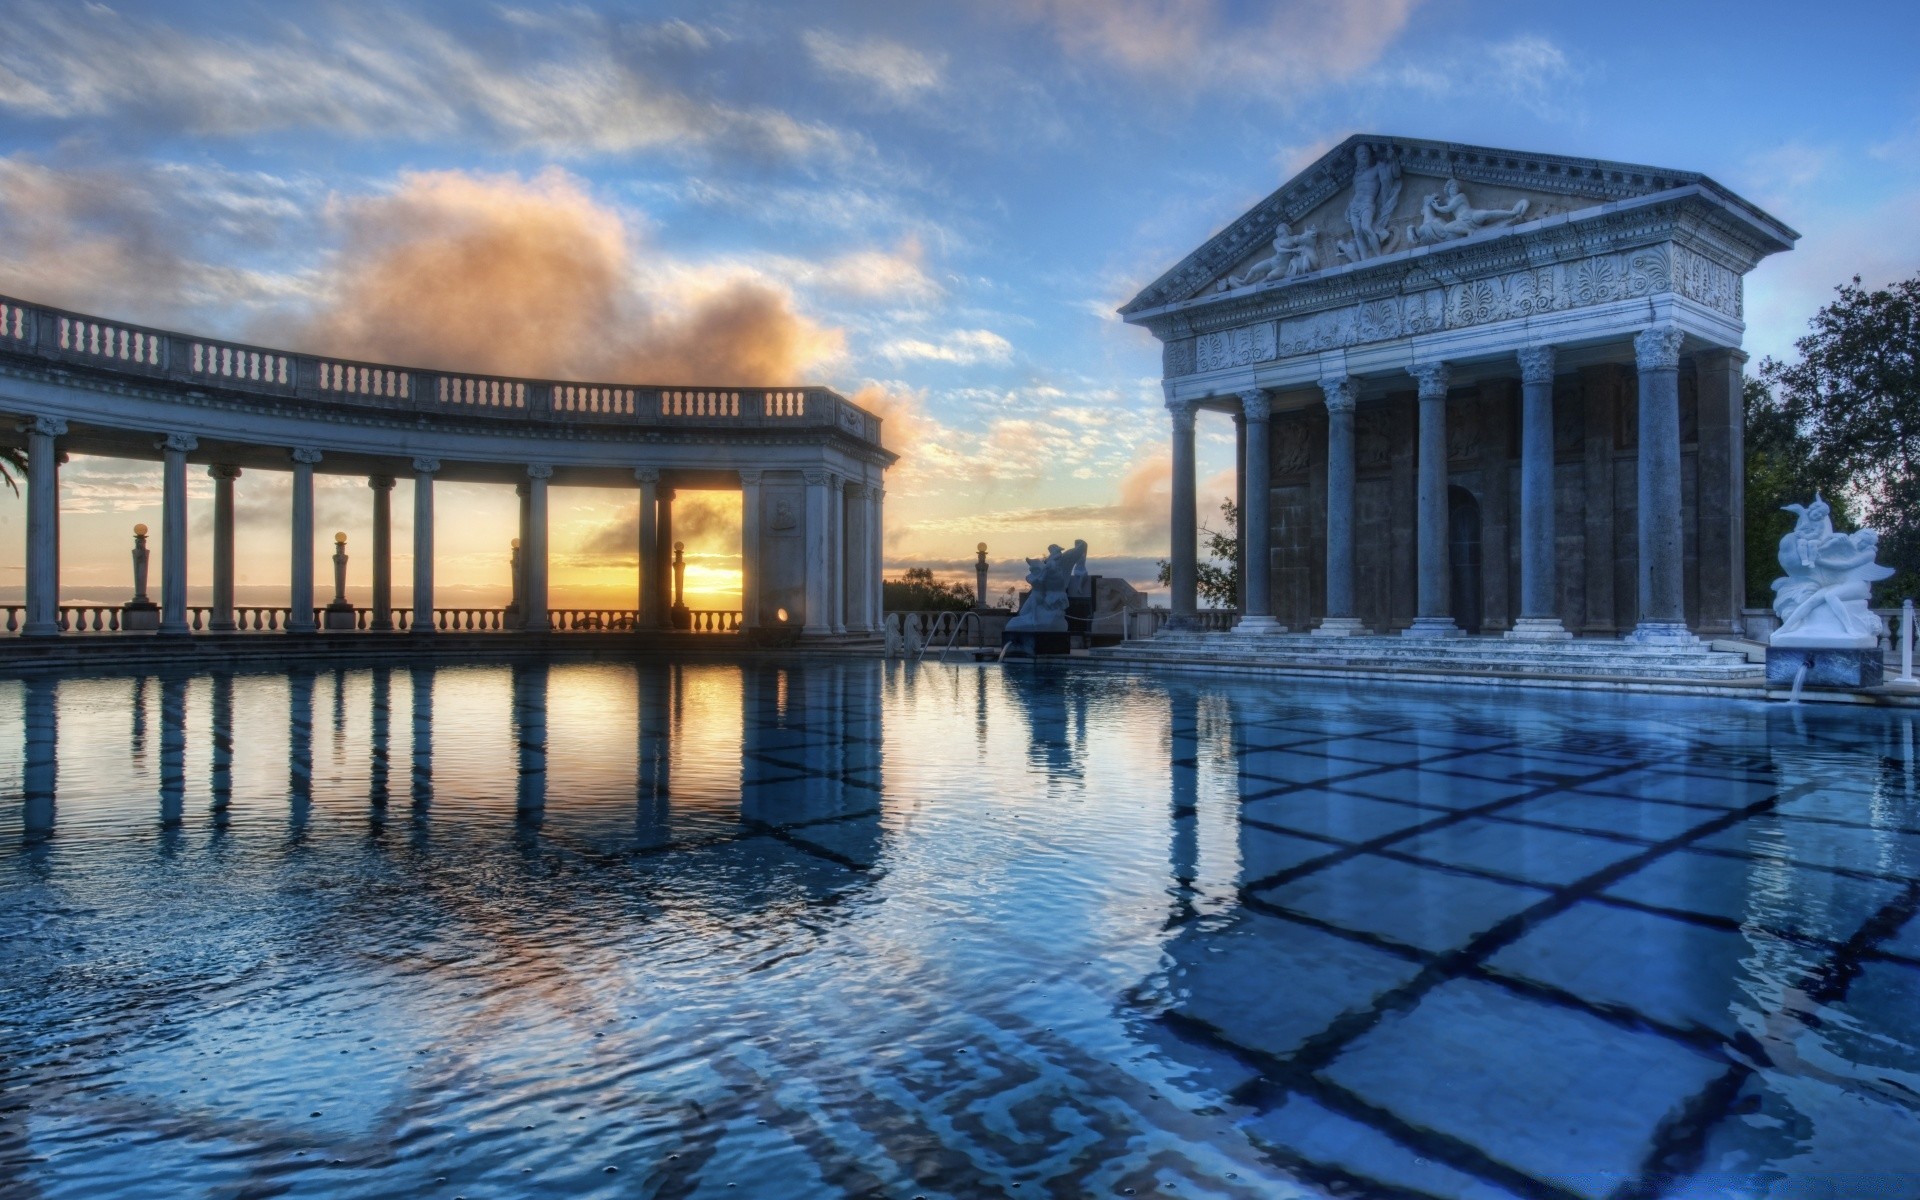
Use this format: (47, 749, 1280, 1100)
(0, 0, 1916, 611)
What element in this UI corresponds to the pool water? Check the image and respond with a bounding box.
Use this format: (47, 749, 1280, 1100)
(1, 659, 1917, 1198)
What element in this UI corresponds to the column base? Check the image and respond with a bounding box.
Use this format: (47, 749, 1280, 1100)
(1402, 617, 1466, 639)
(1164, 612, 1207, 631)
(1233, 615, 1287, 635)
(20, 623, 58, 639)
(157, 623, 191, 638)
(1626, 620, 1698, 646)
(1311, 617, 1370, 638)
(1504, 617, 1573, 642)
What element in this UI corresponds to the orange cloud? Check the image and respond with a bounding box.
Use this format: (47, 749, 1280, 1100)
(281, 168, 844, 384)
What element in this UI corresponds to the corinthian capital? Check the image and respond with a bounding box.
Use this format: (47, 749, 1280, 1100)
(1410, 362, 1450, 399)
(19, 416, 67, 438)
(157, 433, 199, 454)
(1319, 375, 1355, 415)
(526, 463, 554, 480)
(289, 446, 324, 465)
(1237, 389, 1271, 422)
(411, 457, 441, 474)
(1633, 323, 1684, 372)
(1517, 345, 1557, 386)
(633, 467, 660, 484)
(1166, 398, 1198, 432)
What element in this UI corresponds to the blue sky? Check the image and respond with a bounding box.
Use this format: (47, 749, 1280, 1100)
(0, 0, 1916, 608)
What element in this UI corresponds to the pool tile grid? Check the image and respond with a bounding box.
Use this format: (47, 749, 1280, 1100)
(1166, 719, 1920, 1199)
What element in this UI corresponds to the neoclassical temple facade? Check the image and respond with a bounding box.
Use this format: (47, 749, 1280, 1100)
(1123, 135, 1795, 642)
(0, 293, 894, 639)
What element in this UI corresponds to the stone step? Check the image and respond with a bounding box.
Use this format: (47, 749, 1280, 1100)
(1088, 645, 1764, 680)
(1145, 632, 1729, 657)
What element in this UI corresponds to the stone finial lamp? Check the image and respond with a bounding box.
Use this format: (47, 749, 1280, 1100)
(324, 531, 356, 630)
(507, 536, 523, 627)
(976, 543, 989, 612)
(123, 523, 160, 630)
(670, 540, 691, 630)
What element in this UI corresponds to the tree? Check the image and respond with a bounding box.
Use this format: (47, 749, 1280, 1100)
(0, 447, 22, 495)
(1758, 273, 1920, 602)
(1156, 498, 1240, 609)
(883, 567, 976, 612)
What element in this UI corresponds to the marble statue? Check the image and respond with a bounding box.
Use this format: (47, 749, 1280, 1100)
(1407, 179, 1529, 246)
(1335, 143, 1402, 264)
(1006, 539, 1088, 633)
(1770, 495, 1894, 648)
(1224, 222, 1319, 288)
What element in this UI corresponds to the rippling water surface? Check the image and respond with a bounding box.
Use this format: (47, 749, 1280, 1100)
(2, 659, 1918, 1198)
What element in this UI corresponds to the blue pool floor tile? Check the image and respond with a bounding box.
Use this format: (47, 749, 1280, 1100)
(1500, 791, 1725, 844)
(1239, 825, 1343, 883)
(1335, 768, 1540, 810)
(1243, 1093, 1523, 1199)
(1254, 855, 1551, 954)
(1164, 910, 1422, 1061)
(1317, 978, 1727, 1200)
(1240, 791, 1443, 845)
(1390, 818, 1648, 887)
(1602, 846, 1902, 943)
(1575, 769, 1778, 809)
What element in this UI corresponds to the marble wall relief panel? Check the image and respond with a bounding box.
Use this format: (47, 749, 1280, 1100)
(1272, 417, 1313, 477)
(1447, 397, 1480, 462)
(1194, 323, 1277, 372)
(1356, 409, 1394, 473)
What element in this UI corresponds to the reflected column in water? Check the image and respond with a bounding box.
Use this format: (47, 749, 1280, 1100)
(210, 672, 233, 821)
(636, 663, 671, 843)
(130, 675, 148, 763)
(410, 666, 433, 806)
(22, 677, 56, 841)
(1169, 687, 1199, 891)
(513, 662, 548, 814)
(159, 674, 186, 827)
(289, 670, 315, 825)
(369, 667, 391, 807)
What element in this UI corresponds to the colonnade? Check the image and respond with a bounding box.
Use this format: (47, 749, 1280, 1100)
(1166, 321, 1700, 643)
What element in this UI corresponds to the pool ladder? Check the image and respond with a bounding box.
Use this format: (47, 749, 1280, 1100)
(917, 611, 1006, 664)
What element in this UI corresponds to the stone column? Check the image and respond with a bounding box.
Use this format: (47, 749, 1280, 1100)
(1405, 362, 1462, 637)
(739, 470, 762, 629)
(21, 416, 66, 638)
(845, 482, 872, 633)
(209, 466, 240, 631)
(411, 457, 439, 634)
(1233, 412, 1247, 620)
(829, 478, 847, 634)
(511, 481, 530, 628)
(871, 485, 886, 630)
(655, 487, 675, 628)
(1235, 390, 1282, 634)
(1629, 324, 1695, 644)
(635, 468, 660, 627)
(1314, 375, 1367, 636)
(524, 464, 552, 632)
(369, 475, 394, 630)
(1509, 346, 1571, 640)
(1695, 347, 1748, 635)
(157, 433, 196, 637)
(288, 447, 322, 633)
(802, 470, 831, 635)
(1167, 398, 1199, 624)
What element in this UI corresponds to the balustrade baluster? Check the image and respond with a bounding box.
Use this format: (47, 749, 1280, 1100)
(5, 608, 16, 632)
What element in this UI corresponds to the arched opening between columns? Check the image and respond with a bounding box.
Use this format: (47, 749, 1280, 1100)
(1448, 485, 1483, 635)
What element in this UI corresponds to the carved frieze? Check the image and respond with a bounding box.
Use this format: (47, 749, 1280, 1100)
(1673, 245, 1741, 318)
(1163, 337, 1196, 377)
(1194, 323, 1277, 372)
(1273, 418, 1312, 475)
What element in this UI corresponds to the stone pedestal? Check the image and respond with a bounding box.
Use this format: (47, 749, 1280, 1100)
(1505, 617, 1574, 642)
(1767, 646, 1884, 689)
(121, 601, 159, 631)
(1403, 616, 1466, 639)
(323, 602, 356, 631)
(1004, 630, 1072, 656)
(1311, 617, 1368, 638)
(1234, 615, 1286, 635)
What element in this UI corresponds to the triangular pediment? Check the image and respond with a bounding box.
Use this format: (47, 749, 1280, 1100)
(1120, 134, 1787, 319)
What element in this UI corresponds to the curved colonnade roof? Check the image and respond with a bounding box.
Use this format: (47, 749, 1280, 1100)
(0, 294, 895, 487)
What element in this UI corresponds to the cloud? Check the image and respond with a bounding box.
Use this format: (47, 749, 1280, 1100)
(1009, 0, 1421, 97)
(879, 329, 1013, 365)
(566, 492, 743, 568)
(277, 168, 845, 384)
(1371, 33, 1582, 119)
(0, 2, 848, 163)
(802, 30, 946, 103)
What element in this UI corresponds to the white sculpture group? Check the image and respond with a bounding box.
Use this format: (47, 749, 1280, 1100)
(1006, 540, 1088, 633)
(1771, 495, 1893, 648)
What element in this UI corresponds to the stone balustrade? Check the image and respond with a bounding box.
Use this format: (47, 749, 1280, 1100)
(1, 605, 746, 636)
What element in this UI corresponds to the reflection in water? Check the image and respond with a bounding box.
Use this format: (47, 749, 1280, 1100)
(2, 662, 1919, 1197)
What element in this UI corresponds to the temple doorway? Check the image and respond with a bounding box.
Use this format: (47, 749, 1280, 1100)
(1448, 486, 1483, 634)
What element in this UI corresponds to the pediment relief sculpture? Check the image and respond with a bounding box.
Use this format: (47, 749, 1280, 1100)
(1219, 221, 1320, 290)
(1336, 142, 1403, 265)
(1406, 178, 1529, 246)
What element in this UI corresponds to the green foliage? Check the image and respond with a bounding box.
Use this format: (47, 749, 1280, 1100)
(883, 567, 976, 612)
(1156, 498, 1241, 609)
(0, 446, 22, 495)
(1756, 273, 1920, 603)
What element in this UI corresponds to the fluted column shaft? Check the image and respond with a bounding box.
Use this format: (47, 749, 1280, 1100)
(369, 476, 394, 630)
(209, 466, 240, 630)
(1167, 399, 1198, 621)
(158, 433, 196, 636)
(1314, 376, 1365, 635)
(740, 471, 762, 629)
(1630, 324, 1692, 642)
(22, 417, 65, 638)
(1406, 363, 1461, 637)
(636, 469, 660, 627)
(411, 458, 439, 634)
(829, 480, 847, 634)
(524, 465, 552, 632)
(656, 488, 675, 628)
(288, 448, 321, 633)
(1509, 347, 1571, 640)
(802, 471, 831, 635)
(846, 482, 872, 633)
(1234, 390, 1281, 634)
